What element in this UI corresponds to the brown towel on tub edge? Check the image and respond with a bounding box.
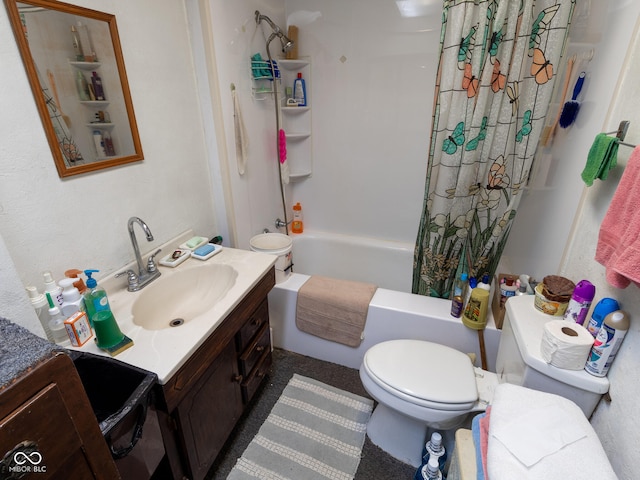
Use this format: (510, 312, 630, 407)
(296, 275, 377, 348)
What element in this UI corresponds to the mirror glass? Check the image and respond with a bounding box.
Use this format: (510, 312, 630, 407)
(4, 0, 143, 177)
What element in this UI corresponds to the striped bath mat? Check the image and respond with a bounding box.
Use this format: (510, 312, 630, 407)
(227, 374, 374, 480)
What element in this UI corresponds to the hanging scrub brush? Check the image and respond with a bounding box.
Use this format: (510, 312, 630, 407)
(559, 72, 586, 128)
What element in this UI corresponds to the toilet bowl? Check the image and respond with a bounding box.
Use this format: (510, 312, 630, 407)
(359, 295, 611, 468)
(359, 339, 498, 467)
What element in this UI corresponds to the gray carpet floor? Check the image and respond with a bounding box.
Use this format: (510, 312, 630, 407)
(206, 348, 416, 479)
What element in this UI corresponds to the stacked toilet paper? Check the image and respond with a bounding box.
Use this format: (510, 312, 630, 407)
(540, 320, 594, 370)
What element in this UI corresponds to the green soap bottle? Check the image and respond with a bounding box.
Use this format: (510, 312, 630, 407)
(83, 269, 111, 327)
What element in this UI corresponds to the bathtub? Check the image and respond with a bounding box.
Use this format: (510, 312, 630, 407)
(268, 230, 501, 371)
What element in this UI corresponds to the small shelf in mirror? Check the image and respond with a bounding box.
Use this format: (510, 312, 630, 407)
(282, 106, 310, 113)
(80, 100, 110, 106)
(69, 61, 103, 70)
(86, 123, 114, 129)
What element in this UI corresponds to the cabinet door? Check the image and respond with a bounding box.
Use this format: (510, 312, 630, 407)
(0, 354, 119, 479)
(175, 340, 243, 480)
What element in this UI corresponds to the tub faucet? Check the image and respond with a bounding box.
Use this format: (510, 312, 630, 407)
(120, 216, 161, 291)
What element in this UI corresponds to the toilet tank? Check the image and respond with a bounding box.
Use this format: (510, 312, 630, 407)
(495, 295, 609, 417)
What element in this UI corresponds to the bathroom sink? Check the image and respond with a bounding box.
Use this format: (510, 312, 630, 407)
(131, 264, 238, 330)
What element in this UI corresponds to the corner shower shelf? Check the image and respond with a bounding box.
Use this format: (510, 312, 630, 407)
(289, 171, 312, 182)
(286, 132, 311, 140)
(250, 56, 312, 180)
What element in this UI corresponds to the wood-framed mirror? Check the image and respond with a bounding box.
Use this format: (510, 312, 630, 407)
(4, 0, 143, 177)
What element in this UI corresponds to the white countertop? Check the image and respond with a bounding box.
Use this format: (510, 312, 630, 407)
(68, 231, 276, 384)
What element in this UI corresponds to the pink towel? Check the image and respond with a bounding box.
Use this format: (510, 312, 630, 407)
(479, 406, 491, 480)
(595, 145, 640, 288)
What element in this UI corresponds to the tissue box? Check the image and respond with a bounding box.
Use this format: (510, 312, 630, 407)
(64, 311, 93, 347)
(491, 273, 519, 329)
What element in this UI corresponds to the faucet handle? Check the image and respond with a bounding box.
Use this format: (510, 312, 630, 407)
(147, 248, 162, 273)
(116, 269, 139, 291)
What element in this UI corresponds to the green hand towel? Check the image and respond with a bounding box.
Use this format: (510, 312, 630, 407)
(582, 133, 619, 186)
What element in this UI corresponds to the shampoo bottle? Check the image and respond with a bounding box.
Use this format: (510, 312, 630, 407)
(292, 202, 304, 233)
(585, 310, 630, 377)
(91, 71, 105, 100)
(75, 70, 90, 101)
(71, 25, 84, 61)
(76, 21, 96, 62)
(93, 130, 106, 157)
(83, 269, 112, 327)
(463, 277, 477, 311)
(450, 273, 468, 318)
(59, 278, 85, 317)
(478, 273, 491, 291)
(293, 72, 307, 106)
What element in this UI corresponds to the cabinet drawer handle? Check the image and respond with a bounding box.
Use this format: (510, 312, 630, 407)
(233, 374, 243, 383)
(256, 345, 265, 353)
(257, 370, 267, 379)
(251, 318, 263, 327)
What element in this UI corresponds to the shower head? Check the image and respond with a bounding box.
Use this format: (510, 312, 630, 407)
(255, 10, 295, 53)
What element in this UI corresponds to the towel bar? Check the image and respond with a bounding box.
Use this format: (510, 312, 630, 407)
(605, 120, 636, 148)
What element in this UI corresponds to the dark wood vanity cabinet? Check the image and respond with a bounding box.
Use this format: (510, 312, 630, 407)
(0, 353, 120, 479)
(158, 267, 275, 480)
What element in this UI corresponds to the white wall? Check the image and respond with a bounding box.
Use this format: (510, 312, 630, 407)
(560, 13, 640, 478)
(0, 0, 220, 327)
(503, 1, 640, 280)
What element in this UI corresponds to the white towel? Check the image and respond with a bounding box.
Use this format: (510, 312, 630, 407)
(487, 384, 616, 480)
(232, 85, 249, 175)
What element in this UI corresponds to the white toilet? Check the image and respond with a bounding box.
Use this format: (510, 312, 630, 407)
(359, 295, 611, 467)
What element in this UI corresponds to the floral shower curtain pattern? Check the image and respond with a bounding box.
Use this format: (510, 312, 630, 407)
(413, 0, 575, 298)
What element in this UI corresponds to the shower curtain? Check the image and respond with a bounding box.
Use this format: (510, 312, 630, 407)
(413, 0, 575, 298)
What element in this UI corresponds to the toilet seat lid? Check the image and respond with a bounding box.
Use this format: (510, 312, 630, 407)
(364, 340, 478, 406)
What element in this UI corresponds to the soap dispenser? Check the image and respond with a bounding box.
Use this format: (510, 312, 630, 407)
(83, 269, 111, 326)
(59, 278, 85, 317)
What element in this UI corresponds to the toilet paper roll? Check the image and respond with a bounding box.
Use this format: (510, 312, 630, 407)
(540, 320, 594, 370)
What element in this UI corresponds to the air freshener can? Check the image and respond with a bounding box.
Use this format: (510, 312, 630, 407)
(585, 310, 630, 377)
(563, 280, 595, 325)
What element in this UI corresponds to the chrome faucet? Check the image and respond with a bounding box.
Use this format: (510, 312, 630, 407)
(118, 217, 161, 291)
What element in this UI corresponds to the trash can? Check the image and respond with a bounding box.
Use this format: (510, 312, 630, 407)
(70, 351, 164, 479)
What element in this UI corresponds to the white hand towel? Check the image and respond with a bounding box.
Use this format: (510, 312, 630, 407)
(487, 384, 617, 480)
(232, 85, 249, 175)
(492, 404, 586, 466)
